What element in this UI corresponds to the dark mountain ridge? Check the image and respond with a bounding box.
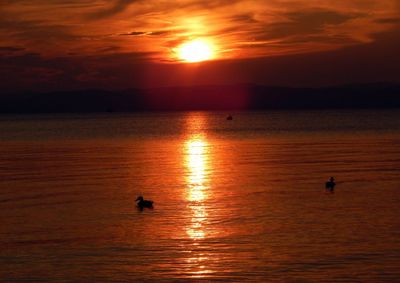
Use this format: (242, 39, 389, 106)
(1, 83, 399, 113)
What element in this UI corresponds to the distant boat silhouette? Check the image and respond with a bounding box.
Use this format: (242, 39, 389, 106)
(136, 196, 154, 210)
(226, 115, 233, 120)
(325, 177, 336, 193)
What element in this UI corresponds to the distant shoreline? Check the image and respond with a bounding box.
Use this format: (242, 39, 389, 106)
(1, 83, 399, 113)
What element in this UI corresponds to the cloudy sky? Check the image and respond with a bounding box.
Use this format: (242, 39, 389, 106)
(0, 0, 399, 91)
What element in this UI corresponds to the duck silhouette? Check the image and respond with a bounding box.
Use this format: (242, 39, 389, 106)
(136, 196, 154, 210)
(325, 177, 336, 193)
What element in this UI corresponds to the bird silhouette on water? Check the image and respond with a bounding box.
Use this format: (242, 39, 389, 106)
(325, 177, 336, 193)
(136, 196, 154, 211)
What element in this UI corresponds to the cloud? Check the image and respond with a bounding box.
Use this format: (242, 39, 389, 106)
(0, 50, 158, 91)
(148, 30, 172, 36)
(1, 0, 398, 61)
(375, 17, 400, 24)
(119, 31, 148, 36)
(0, 46, 25, 52)
(118, 30, 173, 36)
(258, 10, 354, 39)
(96, 45, 121, 52)
(88, 0, 139, 19)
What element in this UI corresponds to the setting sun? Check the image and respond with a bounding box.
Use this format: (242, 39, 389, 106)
(178, 39, 214, 63)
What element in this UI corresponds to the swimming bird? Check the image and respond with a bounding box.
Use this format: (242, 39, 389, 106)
(136, 196, 154, 209)
(325, 177, 336, 192)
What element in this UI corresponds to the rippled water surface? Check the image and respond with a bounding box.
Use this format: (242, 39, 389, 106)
(1, 110, 400, 282)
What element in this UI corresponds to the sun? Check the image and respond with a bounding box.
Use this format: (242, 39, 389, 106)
(177, 39, 214, 63)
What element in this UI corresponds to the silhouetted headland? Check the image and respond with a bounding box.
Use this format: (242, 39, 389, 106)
(1, 82, 399, 113)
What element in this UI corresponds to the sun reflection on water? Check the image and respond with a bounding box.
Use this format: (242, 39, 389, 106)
(186, 139, 207, 202)
(185, 135, 209, 240)
(182, 114, 216, 277)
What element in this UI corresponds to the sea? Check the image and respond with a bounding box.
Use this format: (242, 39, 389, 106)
(0, 110, 400, 282)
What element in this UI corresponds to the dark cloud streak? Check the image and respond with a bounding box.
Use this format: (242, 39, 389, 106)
(0, 0, 399, 92)
(88, 0, 139, 19)
(0, 46, 25, 52)
(256, 10, 358, 41)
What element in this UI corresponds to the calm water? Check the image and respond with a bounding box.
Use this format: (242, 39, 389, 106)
(1, 110, 400, 282)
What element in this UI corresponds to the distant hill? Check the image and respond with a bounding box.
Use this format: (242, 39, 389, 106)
(1, 83, 400, 113)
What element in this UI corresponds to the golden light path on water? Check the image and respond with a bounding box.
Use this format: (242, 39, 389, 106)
(183, 114, 213, 277)
(186, 137, 208, 239)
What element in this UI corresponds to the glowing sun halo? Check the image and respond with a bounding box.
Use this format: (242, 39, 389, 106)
(178, 39, 214, 63)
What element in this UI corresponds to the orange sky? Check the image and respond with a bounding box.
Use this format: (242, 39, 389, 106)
(0, 0, 399, 90)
